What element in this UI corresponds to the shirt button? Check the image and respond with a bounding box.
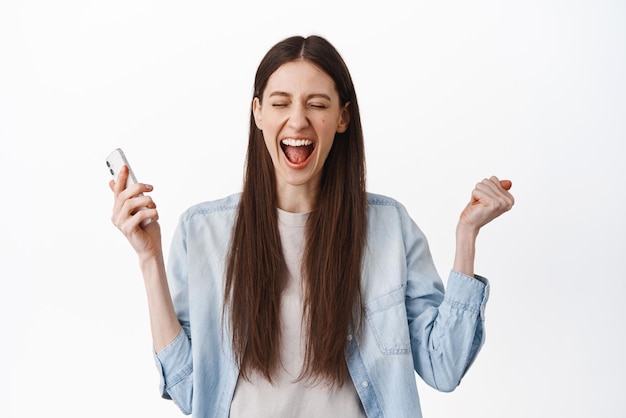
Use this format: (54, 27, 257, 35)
(361, 381, 369, 388)
(346, 334, 353, 341)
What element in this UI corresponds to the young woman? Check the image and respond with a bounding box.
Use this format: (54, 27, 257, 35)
(110, 35, 514, 418)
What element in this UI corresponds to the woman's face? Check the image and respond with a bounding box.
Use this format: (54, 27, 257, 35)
(253, 60, 349, 196)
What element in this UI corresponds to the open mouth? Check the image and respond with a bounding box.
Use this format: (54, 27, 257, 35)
(280, 138, 315, 165)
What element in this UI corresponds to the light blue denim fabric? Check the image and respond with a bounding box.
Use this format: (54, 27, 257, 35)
(154, 193, 489, 417)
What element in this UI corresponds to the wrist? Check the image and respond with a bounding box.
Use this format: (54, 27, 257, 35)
(454, 221, 478, 278)
(138, 251, 162, 267)
(456, 221, 479, 242)
(138, 251, 166, 281)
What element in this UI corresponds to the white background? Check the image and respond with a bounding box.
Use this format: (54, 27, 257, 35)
(1, 1, 625, 417)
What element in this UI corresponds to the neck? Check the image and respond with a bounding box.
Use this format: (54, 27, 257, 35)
(275, 182, 319, 213)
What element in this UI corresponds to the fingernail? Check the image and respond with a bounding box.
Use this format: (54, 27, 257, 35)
(145, 184, 153, 190)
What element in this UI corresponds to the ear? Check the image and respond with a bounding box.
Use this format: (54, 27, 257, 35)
(336, 102, 350, 133)
(252, 97, 263, 130)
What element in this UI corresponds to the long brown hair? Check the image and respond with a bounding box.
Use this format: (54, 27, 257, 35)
(224, 35, 367, 386)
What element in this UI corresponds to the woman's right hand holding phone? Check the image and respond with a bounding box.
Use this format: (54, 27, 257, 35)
(110, 165, 162, 260)
(109, 165, 182, 352)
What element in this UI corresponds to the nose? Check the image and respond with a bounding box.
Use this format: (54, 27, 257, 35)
(287, 105, 309, 130)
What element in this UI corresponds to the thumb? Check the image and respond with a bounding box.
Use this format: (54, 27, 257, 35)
(500, 179, 512, 191)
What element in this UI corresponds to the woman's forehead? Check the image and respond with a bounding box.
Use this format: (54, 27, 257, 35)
(264, 60, 337, 98)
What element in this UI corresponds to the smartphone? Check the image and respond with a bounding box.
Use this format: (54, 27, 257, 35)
(106, 148, 152, 226)
(106, 148, 138, 189)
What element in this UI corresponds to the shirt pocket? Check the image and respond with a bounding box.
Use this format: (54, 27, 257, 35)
(364, 286, 411, 354)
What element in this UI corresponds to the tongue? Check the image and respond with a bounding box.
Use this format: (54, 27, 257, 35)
(284, 145, 313, 164)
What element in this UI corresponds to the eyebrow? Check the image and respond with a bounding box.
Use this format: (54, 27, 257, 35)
(268, 91, 333, 101)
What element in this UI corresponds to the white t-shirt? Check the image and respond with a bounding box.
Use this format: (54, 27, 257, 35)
(229, 209, 366, 418)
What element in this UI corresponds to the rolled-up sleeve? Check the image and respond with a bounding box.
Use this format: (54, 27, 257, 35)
(409, 268, 489, 392)
(154, 329, 193, 413)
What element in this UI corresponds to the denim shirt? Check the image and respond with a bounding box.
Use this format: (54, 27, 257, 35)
(154, 193, 489, 418)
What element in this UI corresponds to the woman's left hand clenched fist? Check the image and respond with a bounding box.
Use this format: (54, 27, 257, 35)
(459, 176, 515, 232)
